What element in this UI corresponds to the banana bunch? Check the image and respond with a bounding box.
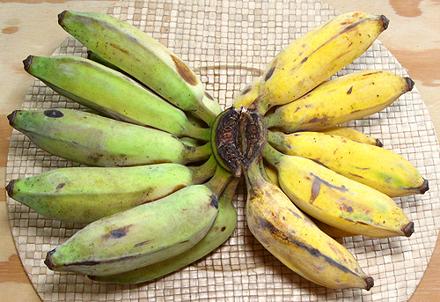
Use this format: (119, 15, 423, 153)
(6, 10, 428, 291)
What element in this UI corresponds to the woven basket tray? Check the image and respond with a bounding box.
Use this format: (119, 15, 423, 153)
(6, 0, 440, 301)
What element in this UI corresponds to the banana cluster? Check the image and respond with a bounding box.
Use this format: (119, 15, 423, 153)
(6, 10, 428, 291)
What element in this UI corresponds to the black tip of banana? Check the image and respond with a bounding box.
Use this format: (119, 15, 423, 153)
(364, 276, 374, 291)
(375, 139, 383, 147)
(22, 55, 33, 72)
(58, 10, 68, 27)
(402, 222, 414, 237)
(419, 178, 429, 194)
(379, 15, 389, 30)
(44, 249, 56, 270)
(5, 179, 16, 197)
(405, 77, 415, 92)
(7, 110, 18, 127)
(86, 50, 93, 59)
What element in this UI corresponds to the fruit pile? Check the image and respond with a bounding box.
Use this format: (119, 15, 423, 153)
(6, 10, 428, 290)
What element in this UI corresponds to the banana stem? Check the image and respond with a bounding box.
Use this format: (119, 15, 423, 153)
(183, 123, 211, 141)
(206, 165, 232, 196)
(190, 155, 217, 184)
(184, 142, 211, 163)
(192, 100, 217, 126)
(267, 131, 287, 150)
(262, 142, 284, 167)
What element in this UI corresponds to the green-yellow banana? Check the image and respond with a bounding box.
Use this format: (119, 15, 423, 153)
(322, 127, 382, 146)
(45, 166, 231, 276)
(58, 10, 216, 124)
(268, 131, 427, 197)
(23, 55, 209, 140)
(245, 159, 373, 290)
(265, 71, 413, 132)
(6, 157, 216, 223)
(263, 144, 414, 238)
(90, 178, 238, 284)
(241, 12, 389, 114)
(8, 109, 210, 166)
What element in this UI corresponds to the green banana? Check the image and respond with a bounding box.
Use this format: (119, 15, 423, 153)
(245, 159, 373, 290)
(87, 50, 122, 72)
(6, 157, 216, 223)
(58, 10, 217, 124)
(45, 165, 231, 276)
(8, 109, 210, 166)
(90, 178, 238, 284)
(23, 55, 210, 140)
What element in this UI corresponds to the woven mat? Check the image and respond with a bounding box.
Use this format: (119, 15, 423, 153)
(6, 0, 440, 301)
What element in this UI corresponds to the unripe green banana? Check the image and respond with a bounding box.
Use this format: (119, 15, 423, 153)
(8, 109, 210, 166)
(44, 184, 219, 276)
(23, 55, 210, 141)
(58, 10, 217, 124)
(87, 50, 122, 72)
(6, 157, 216, 223)
(90, 178, 238, 284)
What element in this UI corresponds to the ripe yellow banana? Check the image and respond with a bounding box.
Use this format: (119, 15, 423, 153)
(6, 157, 216, 223)
(311, 217, 357, 238)
(233, 80, 261, 109)
(8, 109, 210, 166)
(263, 144, 414, 238)
(245, 159, 373, 290)
(268, 131, 427, 197)
(322, 127, 382, 146)
(248, 12, 389, 114)
(265, 71, 413, 132)
(90, 178, 238, 284)
(23, 55, 210, 140)
(58, 11, 217, 124)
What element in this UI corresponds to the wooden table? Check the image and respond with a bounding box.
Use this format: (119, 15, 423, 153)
(0, 1, 439, 301)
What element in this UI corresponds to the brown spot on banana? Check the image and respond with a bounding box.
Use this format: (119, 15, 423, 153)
(56, 183, 65, 191)
(346, 86, 353, 95)
(134, 240, 152, 248)
(340, 204, 353, 213)
(109, 42, 129, 54)
(310, 173, 348, 203)
(44, 109, 64, 118)
(264, 65, 276, 81)
(171, 54, 198, 85)
(300, 56, 308, 64)
(103, 225, 133, 240)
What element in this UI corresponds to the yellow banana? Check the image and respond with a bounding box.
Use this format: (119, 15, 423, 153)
(233, 80, 261, 109)
(251, 12, 388, 114)
(322, 127, 382, 146)
(265, 71, 413, 132)
(263, 144, 414, 238)
(268, 131, 428, 197)
(264, 163, 279, 186)
(311, 217, 357, 238)
(245, 159, 373, 290)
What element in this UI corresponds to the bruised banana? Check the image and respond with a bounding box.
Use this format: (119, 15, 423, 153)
(268, 131, 427, 197)
(263, 144, 414, 238)
(6, 157, 216, 223)
(58, 10, 216, 124)
(23, 55, 210, 140)
(245, 160, 373, 290)
(239, 12, 389, 114)
(265, 71, 413, 132)
(45, 167, 231, 276)
(322, 127, 382, 146)
(8, 109, 210, 166)
(90, 178, 238, 284)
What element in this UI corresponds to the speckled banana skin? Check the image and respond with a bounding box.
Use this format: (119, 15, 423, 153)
(268, 131, 427, 197)
(265, 71, 413, 132)
(263, 144, 414, 238)
(234, 12, 389, 114)
(245, 160, 373, 290)
(322, 127, 382, 146)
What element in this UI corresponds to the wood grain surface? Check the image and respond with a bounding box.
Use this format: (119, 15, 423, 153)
(0, 0, 439, 301)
